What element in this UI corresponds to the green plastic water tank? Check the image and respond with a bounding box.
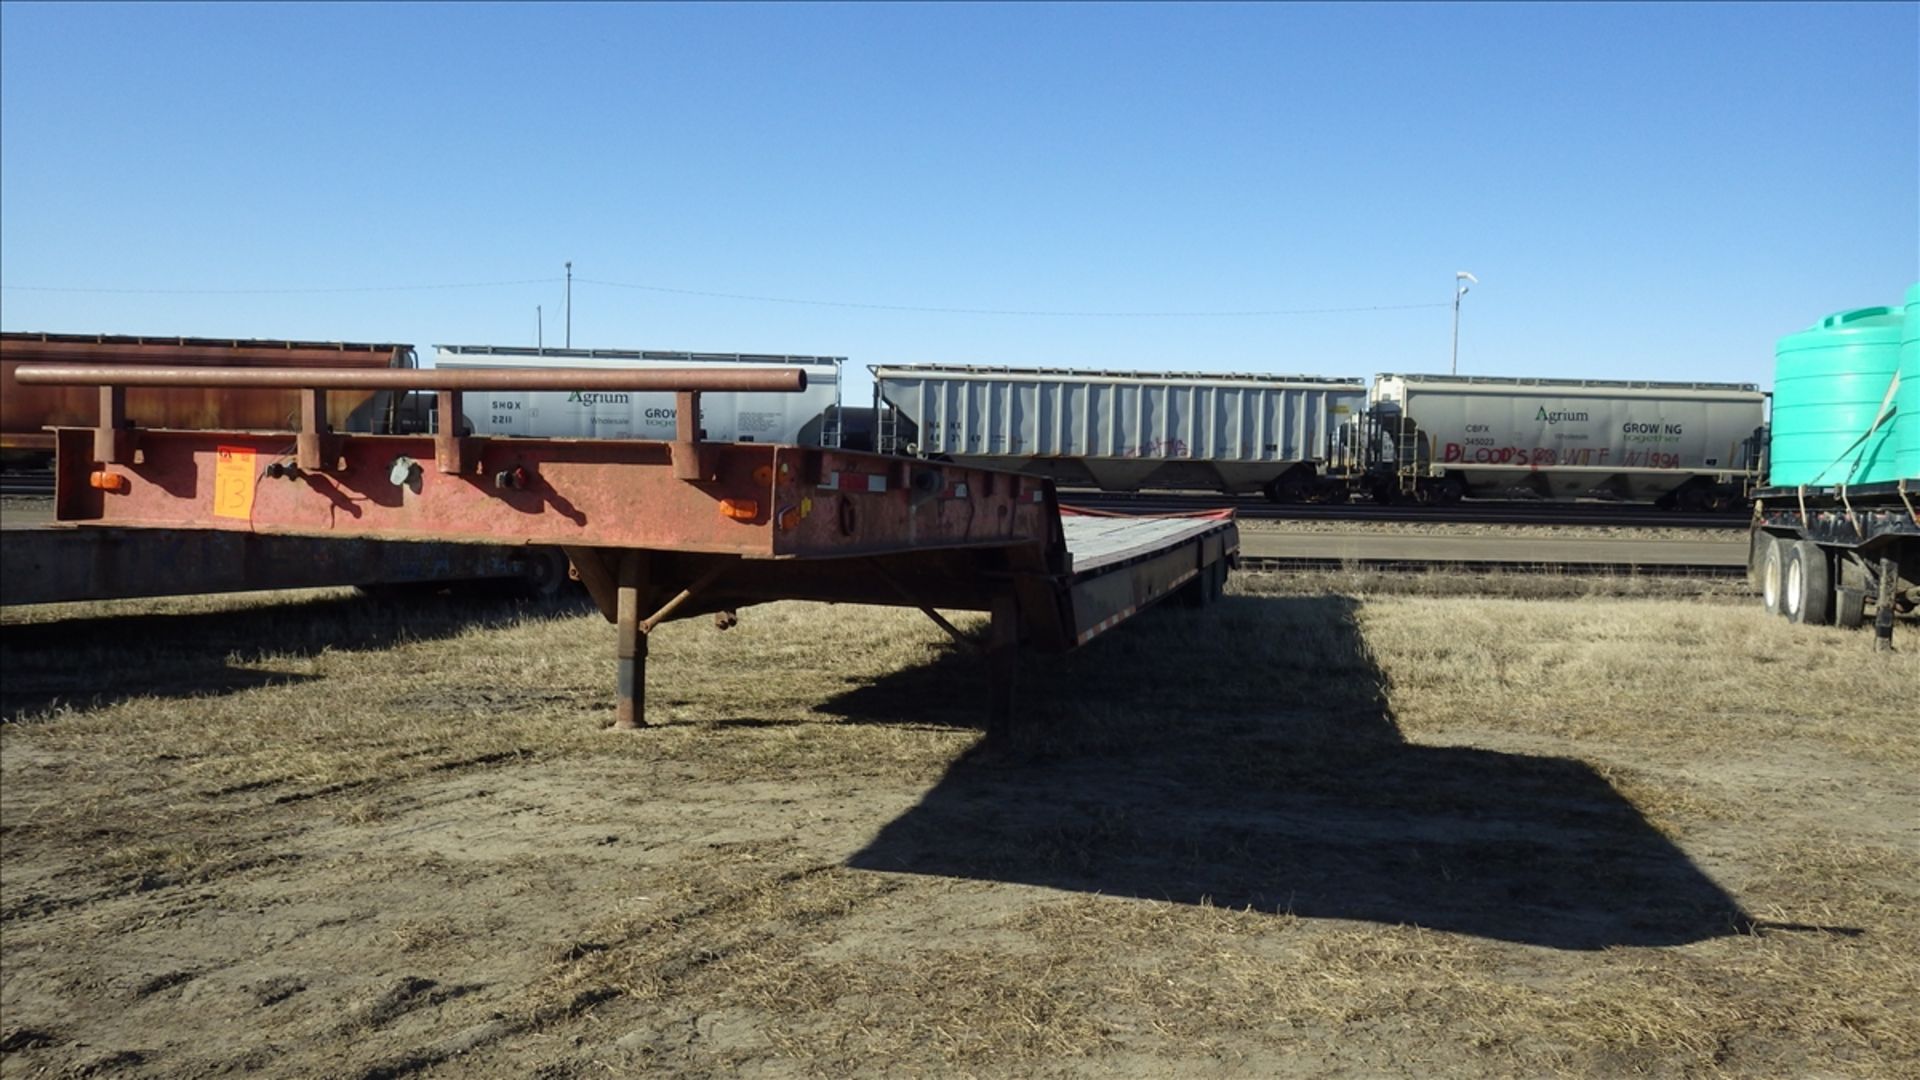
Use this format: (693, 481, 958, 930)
(1899, 282, 1920, 481)
(1770, 305, 1905, 487)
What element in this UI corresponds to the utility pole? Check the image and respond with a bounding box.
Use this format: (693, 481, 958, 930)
(537, 305, 543, 351)
(565, 261, 573, 349)
(1451, 271, 1477, 375)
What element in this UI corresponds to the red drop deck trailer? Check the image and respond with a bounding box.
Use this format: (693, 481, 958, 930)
(19, 363, 1238, 738)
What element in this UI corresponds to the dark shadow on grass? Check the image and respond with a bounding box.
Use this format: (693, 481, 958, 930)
(0, 589, 595, 722)
(839, 594, 1757, 951)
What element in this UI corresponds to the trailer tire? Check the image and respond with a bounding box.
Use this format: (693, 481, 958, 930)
(1759, 536, 1785, 617)
(1783, 540, 1831, 625)
(1748, 530, 1781, 589)
(1836, 587, 1867, 630)
(1835, 556, 1869, 629)
(517, 547, 573, 600)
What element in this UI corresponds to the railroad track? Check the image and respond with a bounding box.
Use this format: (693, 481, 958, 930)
(1060, 490, 1749, 529)
(1236, 555, 1745, 577)
(0, 473, 55, 497)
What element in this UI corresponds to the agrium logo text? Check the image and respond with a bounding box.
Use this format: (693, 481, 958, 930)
(567, 391, 632, 406)
(1534, 407, 1590, 424)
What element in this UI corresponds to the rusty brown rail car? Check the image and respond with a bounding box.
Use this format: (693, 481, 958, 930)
(0, 332, 414, 458)
(20, 362, 1239, 738)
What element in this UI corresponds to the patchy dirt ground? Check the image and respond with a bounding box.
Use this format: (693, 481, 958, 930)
(1, 580, 1915, 1078)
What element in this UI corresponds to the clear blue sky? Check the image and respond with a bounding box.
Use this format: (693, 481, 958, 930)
(2, 2, 1914, 405)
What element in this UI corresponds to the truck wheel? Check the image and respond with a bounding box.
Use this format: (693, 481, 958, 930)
(1784, 540, 1832, 625)
(1760, 537, 1786, 616)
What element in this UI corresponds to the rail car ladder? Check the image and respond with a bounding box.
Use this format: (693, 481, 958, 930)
(819, 402, 844, 449)
(1379, 410, 1426, 497)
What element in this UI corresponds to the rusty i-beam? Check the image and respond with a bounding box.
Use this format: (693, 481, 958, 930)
(19, 362, 1237, 741)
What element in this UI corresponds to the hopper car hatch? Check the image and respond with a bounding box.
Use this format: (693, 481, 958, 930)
(19, 363, 1240, 742)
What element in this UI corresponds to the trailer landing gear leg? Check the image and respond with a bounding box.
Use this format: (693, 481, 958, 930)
(987, 591, 1019, 749)
(614, 551, 649, 729)
(1875, 556, 1897, 653)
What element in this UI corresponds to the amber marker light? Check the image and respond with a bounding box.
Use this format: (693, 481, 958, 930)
(89, 471, 128, 492)
(719, 498, 759, 521)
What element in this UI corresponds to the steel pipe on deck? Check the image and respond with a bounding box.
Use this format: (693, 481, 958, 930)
(12, 364, 807, 393)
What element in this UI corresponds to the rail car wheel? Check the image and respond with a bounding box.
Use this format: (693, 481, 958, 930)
(1783, 540, 1832, 625)
(1675, 483, 1714, 513)
(1759, 535, 1785, 616)
(1264, 473, 1309, 504)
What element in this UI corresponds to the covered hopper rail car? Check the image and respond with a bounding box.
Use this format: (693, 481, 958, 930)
(1365, 373, 1768, 511)
(2, 331, 1770, 513)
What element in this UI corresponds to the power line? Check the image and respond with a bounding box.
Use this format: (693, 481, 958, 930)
(575, 276, 1449, 318)
(0, 277, 563, 296)
(0, 273, 1450, 318)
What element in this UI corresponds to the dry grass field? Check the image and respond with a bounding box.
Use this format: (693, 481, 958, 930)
(1, 574, 1915, 1078)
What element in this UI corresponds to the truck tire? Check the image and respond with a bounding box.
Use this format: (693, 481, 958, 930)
(1835, 556, 1868, 629)
(1784, 540, 1832, 625)
(1836, 587, 1867, 629)
(1760, 536, 1786, 617)
(1748, 531, 1776, 590)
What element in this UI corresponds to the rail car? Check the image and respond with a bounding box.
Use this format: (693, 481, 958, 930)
(1364, 373, 1767, 510)
(0, 332, 414, 465)
(428, 345, 848, 447)
(872, 363, 1765, 510)
(870, 364, 1367, 502)
(0, 330, 1770, 512)
(1748, 294, 1918, 642)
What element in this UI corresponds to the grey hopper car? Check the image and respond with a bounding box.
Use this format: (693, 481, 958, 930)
(873, 364, 1367, 499)
(1368, 373, 1766, 508)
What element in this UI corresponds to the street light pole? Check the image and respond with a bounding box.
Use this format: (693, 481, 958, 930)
(1451, 271, 1478, 375)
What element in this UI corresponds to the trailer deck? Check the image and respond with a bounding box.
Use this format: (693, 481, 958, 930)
(18, 363, 1239, 737)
